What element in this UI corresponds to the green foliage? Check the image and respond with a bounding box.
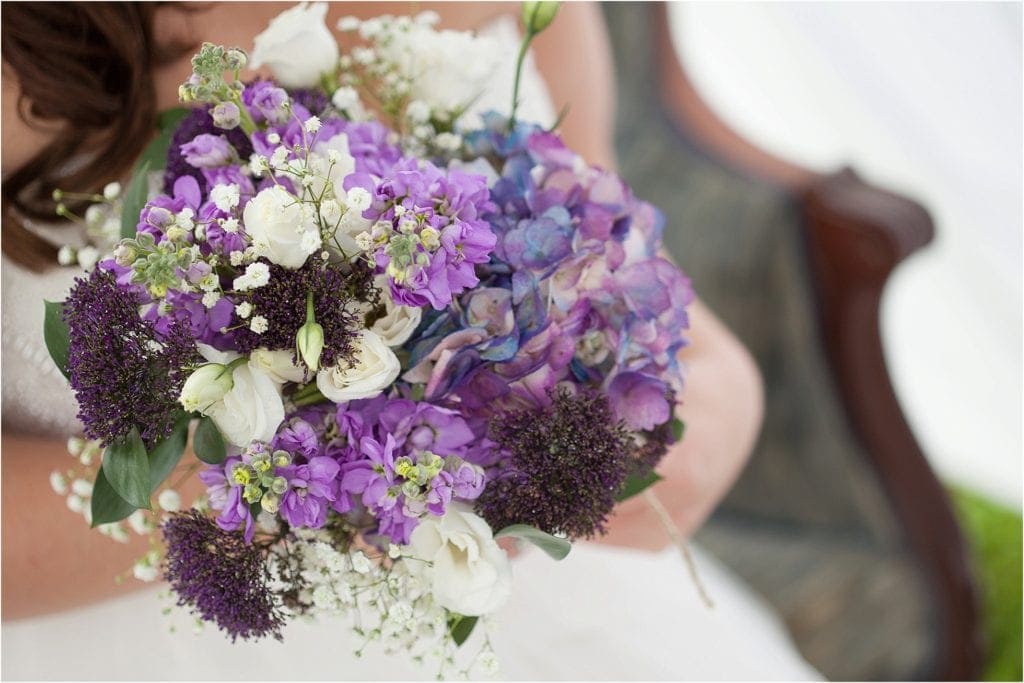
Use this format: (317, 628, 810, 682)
(43, 300, 70, 380)
(447, 614, 479, 647)
(102, 427, 151, 509)
(495, 524, 571, 560)
(148, 413, 190, 491)
(193, 416, 227, 464)
(120, 160, 152, 240)
(615, 469, 662, 503)
(950, 485, 1023, 682)
(137, 107, 190, 170)
(90, 467, 139, 526)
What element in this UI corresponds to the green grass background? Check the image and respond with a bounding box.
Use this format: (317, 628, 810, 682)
(949, 486, 1023, 681)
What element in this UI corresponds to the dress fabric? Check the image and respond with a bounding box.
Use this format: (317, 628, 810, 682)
(0, 16, 821, 681)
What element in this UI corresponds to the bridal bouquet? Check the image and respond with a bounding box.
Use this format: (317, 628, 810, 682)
(46, 2, 693, 675)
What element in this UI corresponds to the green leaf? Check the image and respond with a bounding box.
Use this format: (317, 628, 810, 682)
(90, 467, 139, 527)
(149, 413, 191, 492)
(43, 300, 70, 380)
(615, 469, 663, 503)
(102, 427, 151, 509)
(120, 160, 152, 240)
(136, 107, 190, 170)
(447, 614, 479, 647)
(495, 524, 571, 560)
(193, 416, 227, 465)
(671, 416, 686, 442)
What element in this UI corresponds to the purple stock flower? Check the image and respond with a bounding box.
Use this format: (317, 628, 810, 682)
(181, 134, 234, 168)
(244, 81, 290, 124)
(278, 457, 343, 528)
(164, 106, 253, 195)
(199, 457, 256, 542)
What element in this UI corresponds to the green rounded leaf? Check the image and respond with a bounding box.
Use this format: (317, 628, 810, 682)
(193, 416, 227, 465)
(615, 469, 663, 503)
(43, 300, 70, 380)
(90, 467, 139, 527)
(149, 413, 191, 492)
(102, 428, 151, 509)
(671, 416, 686, 442)
(495, 524, 571, 560)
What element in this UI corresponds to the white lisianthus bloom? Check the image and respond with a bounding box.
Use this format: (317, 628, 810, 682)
(306, 132, 356, 203)
(250, 1, 340, 88)
(178, 362, 235, 413)
(249, 348, 307, 384)
(193, 345, 285, 447)
(406, 504, 512, 616)
(370, 277, 422, 347)
(316, 330, 400, 402)
(244, 185, 321, 269)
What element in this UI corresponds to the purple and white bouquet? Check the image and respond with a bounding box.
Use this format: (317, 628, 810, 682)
(45, 2, 693, 674)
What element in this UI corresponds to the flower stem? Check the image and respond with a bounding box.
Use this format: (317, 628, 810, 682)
(508, 31, 535, 130)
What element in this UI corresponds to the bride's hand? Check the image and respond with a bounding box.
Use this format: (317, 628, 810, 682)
(598, 298, 764, 551)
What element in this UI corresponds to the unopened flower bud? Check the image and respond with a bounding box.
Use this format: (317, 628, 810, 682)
(270, 476, 288, 495)
(224, 48, 248, 71)
(157, 489, 182, 512)
(522, 1, 560, 34)
(57, 245, 77, 266)
(260, 491, 280, 514)
(211, 102, 241, 130)
(103, 182, 121, 200)
(272, 450, 291, 468)
(296, 291, 325, 371)
(178, 363, 234, 413)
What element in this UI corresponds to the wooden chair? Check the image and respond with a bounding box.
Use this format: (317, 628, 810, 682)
(601, 3, 983, 679)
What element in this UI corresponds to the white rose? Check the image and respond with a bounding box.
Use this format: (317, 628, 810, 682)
(244, 185, 320, 269)
(250, 1, 340, 88)
(195, 345, 285, 447)
(316, 330, 400, 402)
(406, 504, 512, 616)
(249, 348, 307, 384)
(371, 278, 422, 347)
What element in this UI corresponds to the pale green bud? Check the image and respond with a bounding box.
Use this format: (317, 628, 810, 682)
(296, 321, 325, 371)
(272, 450, 292, 468)
(270, 476, 288, 495)
(224, 48, 248, 71)
(260, 491, 280, 514)
(522, 1, 559, 34)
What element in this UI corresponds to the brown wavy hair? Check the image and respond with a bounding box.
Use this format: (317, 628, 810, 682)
(1, 2, 195, 271)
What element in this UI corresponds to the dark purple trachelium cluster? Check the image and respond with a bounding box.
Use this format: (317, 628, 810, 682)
(476, 388, 632, 540)
(232, 259, 378, 367)
(200, 397, 488, 545)
(162, 511, 285, 642)
(63, 268, 196, 447)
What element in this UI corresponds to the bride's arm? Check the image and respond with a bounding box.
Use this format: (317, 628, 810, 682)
(533, 4, 764, 548)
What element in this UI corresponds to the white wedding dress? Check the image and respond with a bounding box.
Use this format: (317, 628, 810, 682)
(0, 17, 821, 681)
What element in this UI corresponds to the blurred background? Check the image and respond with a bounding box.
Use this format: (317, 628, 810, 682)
(604, 2, 1021, 680)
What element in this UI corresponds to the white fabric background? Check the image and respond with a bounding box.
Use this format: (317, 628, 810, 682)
(671, 2, 1023, 508)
